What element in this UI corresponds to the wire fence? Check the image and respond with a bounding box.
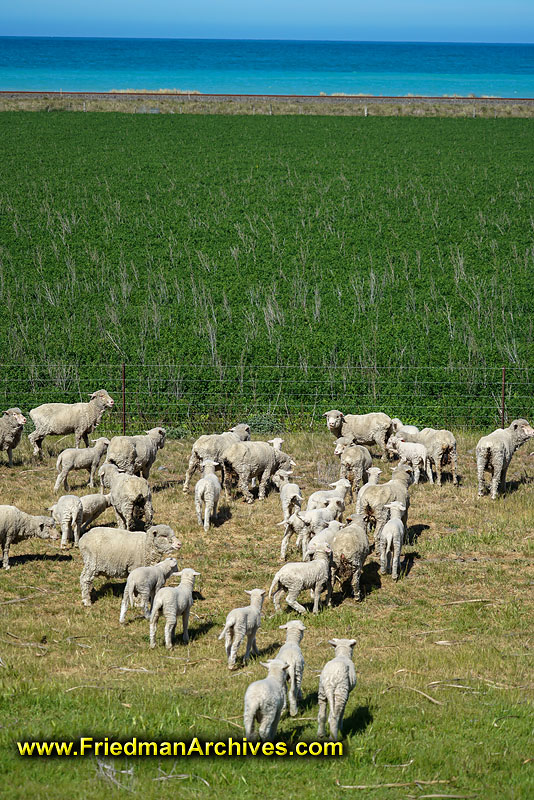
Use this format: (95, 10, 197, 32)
(1, 363, 532, 436)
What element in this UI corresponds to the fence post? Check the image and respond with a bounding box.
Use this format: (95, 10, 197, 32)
(122, 362, 126, 436)
(501, 366, 505, 428)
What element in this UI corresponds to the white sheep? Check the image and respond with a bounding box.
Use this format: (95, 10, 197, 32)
(354, 467, 382, 515)
(223, 441, 296, 503)
(276, 620, 306, 717)
(278, 473, 303, 522)
(317, 638, 357, 741)
(183, 423, 251, 493)
(269, 542, 332, 615)
(379, 501, 406, 581)
(400, 427, 459, 486)
(194, 460, 221, 532)
(0, 408, 26, 466)
(48, 495, 83, 548)
(357, 464, 412, 542)
(79, 524, 181, 606)
(306, 478, 351, 512)
(386, 434, 431, 484)
(218, 588, 266, 670)
(80, 493, 113, 533)
(476, 419, 534, 499)
(268, 438, 284, 450)
(53, 437, 110, 493)
(149, 568, 200, 648)
(330, 516, 370, 600)
(324, 409, 393, 460)
(98, 461, 153, 531)
(29, 389, 114, 457)
(391, 418, 420, 436)
(278, 498, 344, 561)
(120, 557, 179, 623)
(243, 659, 290, 742)
(0, 505, 59, 569)
(304, 520, 345, 560)
(106, 427, 166, 479)
(334, 439, 372, 498)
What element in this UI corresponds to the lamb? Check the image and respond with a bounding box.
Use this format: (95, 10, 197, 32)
(48, 495, 83, 548)
(277, 472, 303, 522)
(278, 498, 344, 561)
(400, 428, 459, 486)
(268, 438, 284, 451)
(218, 588, 266, 670)
(357, 465, 412, 542)
(323, 409, 393, 460)
(0, 408, 26, 466)
(80, 493, 113, 533)
(476, 419, 534, 499)
(149, 568, 200, 648)
(306, 478, 351, 512)
(304, 520, 345, 560)
(0, 505, 58, 570)
(98, 462, 153, 531)
(276, 620, 306, 717)
(334, 439, 372, 498)
(243, 659, 290, 742)
(330, 516, 370, 600)
(269, 542, 332, 614)
(379, 501, 406, 581)
(223, 440, 296, 503)
(106, 427, 166, 479)
(28, 389, 114, 457)
(53, 437, 110, 493)
(317, 638, 357, 741)
(391, 418, 420, 436)
(354, 467, 382, 515)
(79, 523, 181, 606)
(385, 434, 431, 485)
(194, 460, 221, 532)
(183, 423, 251, 493)
(120, 557, 179, 623)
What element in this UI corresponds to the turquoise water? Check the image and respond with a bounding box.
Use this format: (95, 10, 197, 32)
(1, 37, 533, 97)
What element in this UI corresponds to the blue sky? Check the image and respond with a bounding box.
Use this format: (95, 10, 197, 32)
(3, 0, 534, 43)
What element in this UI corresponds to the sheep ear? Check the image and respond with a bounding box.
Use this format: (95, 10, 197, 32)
(279, 623, 288, 630)
(348, 639, 357, 647)
(260, 662, 269, 669)
(328, 483, 338, 488)
(244, 590, 252, 595)
(290, 460, 297, 466)
(176, 570, 184, 576)
(276, 521, 287, 526)
(322, 412, 329, 417)
(192, 571, 201, 576)
(328, 639, 339, 647)
(259, 589, 266, 596)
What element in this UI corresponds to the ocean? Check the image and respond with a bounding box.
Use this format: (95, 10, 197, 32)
(0, 37, 533, 97)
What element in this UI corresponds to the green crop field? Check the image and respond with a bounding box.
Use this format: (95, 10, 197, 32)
(0, 113, 533, 428)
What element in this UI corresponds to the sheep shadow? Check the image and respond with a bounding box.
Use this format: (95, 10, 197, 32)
(505, 473, 534, 494)
(214, 505, 232, 526)
(151, 480, 180, 494)
(406, 523, 429, 545)
(341, 704, 373, 737)
(361, 561, 382, 597)
(188, 619, 216, 640)
(93, 580, 127, 602)
(6, 552, 72, 567)
(299, 689, 319, 712)
(256, 641, 282, 659)
(402, 550, 421, 578)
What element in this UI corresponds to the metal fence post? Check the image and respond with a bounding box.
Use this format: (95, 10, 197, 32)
(122, 362, 126, 436)
(501, 366, 506, 428)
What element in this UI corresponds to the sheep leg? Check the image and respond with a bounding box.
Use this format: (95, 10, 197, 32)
(29, 430, 44, 458)
(80, 567, 94, 606)
(271, 587, 284, 613)
(452, 447, 459, 487)
(288, 670, 298, 717)
(54, 470, 67, 494)
(258, 469, 270, 501)
(119, 586, 130, 623)
(229, 629, 245, 668)
(144, 498, 154, 527)
(392, 538, 401, 581)
(379, 537, 388, 575)
(223, 470, 234, 502)
(114, 508, 127, 528)
(285, 589, 307, 615)
(238, 471, 254, 504)
(317, 686, 327, 738)
(2, 536, 13, 570)
(250, 630, 259, 656)
(330, 692, 347, 741)
(7, 447, 13, 468)
(280, 529, 293, 561)
(426, 457, 434, 484)
(203, 503, 211, 533)
(352, 565, 362, 600)
(244, 632, 257, 664)
(413, 464, 420, 484)
(183, 452, 200, 494)
(195, 496, 203, 526)
(73, 519, 81, 547)
(149, 609, 161, 648)
(89, 464, 97, 488)
(376, 429, 389, 461)
(60, 522, 71, 549)
(491, 464, 502, 500)
(182, 607, 190, 644)
(164, 617, 177, 650)
(263, 708, 282, 743)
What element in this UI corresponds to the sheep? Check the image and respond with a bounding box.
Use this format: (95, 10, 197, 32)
(218, 588, 266, 670)
(183, 423, 251, 493)
(120, 557, 179, 623)
(79, 523, 181, 606)
(391, 418, 420, 436)
(278, 498, 344, 561)
(334, 439, 372, 499)
(476, 419, 534, 499)
(400, 428, 459, 486)
(0, 505, 58, 570)
(304, 520, 345, 560)
(243, 659, 290, 742)
(330, 516, 370, 600)
(0, 408, 26, 466)
(355, 467, 382, 515)
(306, 478, 351, 512)
(53, 437, 110, 493)
(269, 542, 332, 615)
(268, 438, 284, 451)
(28, 389, 114, 457)
(357, 465, 412, 542)
(194, 460, 221, 532)
(106, 428, 166, 479)
(317, 638, 357, 741)
(323, 409, 393, 460)
(385, 434, 431, 485)
(80, 493, 113, 533)
(48, 495, 83, 548)
(279, 474, 303, 522)
(149, 568, 200, 647)
(379, 501, 406, 580)
(223, 440, 296, 503)
(98, 462, 153, 531)
(276, 620, 306, 717)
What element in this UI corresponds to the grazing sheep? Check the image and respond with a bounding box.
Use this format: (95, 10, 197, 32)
(277, 621, 306, 717)
(379, 501, 406, 580)
(48, 495, 83, 548)
(323, 409, 393, 460)
(149, 568, 200, 648)
(194, 460, 221, 532)
(304, 520, 345, 560)
(79, 524, 181, 606)
(330, 516, 370, 600)
(355, 467, 382, 515)
(358, 465, 412, 542)
(385, 435, 431, 485)
(0, 505, 58, 570)
(317, 638, 357, 741)
(334, 439, 372, 499)
(243, 659, 290, 742)
(218, 588, 266, 670)
(53, 437, 110, 493)
(279, 498, 344, 561)
(400, 428, 459, 486)
(476, 419, 534, 499)
(29, 389, 114, 457)
(80, 493, 113, 534)
(223, 441, 296, 503)
(183, 423, 251, 493)
(0, 408, 26, 466)
(98, 462, 153, 531)
(106, 428, 166, 479)
(391, 418, 420, 436)
(306, 478, 351, 512)
(279, 474, 303, 522)
(120, 557, 179, 623)
(269, 542, 332, 615)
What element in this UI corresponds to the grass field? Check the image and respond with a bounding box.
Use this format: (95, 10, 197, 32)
(1, 431, 533, 799)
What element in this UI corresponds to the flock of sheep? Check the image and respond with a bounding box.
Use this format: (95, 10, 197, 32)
(1, 390, 533, 742)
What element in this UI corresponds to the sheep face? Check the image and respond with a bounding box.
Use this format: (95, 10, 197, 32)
(36, 517, 60, 541)
(323, 410, 344, 435)
(149, 525, 181, 556)
(3, 408, 26, 426)
(511, 419, 534, 443)
(91, 390, 114, 409)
